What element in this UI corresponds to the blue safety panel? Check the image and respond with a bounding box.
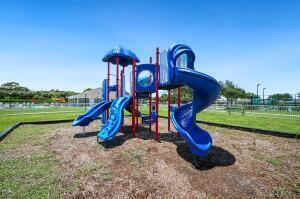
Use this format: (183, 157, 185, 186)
(136, 64, 156, 93)
(102, 45, 140, 66)
(141, 111, 158, 125)
(169, 44, 221, 156)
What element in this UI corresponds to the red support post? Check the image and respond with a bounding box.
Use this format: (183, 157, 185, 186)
(177, 87, 181, 107)
(155, 48, 160, 141)
(177, 87, 181, 137)
(107, 62, 110, 119)
(149, 93, 152, 132)
(136, 97, 139, 125)
(149, 56, 152, 132)
(120, 69, 124, 132)
(121, 65, 125, 131)
(168, 89, 171, 131)
(116, 56, 119, 98)
(132, 59, 136, 137)
(122, 66, 125, 96)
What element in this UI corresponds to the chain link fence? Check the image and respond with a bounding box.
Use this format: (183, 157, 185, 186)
(206, 104, 300, 120)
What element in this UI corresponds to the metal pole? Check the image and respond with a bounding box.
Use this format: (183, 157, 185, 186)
(116, 56, 119, 98)
(177, 87, 181, 137)
(256, 83, 261, 97)
(262, 88, 264, 105)
(136, 97, 139, 126)
(149, 56, 152, 132)
(107, 62, 110, 118)
(149, 93, 152, 132)
(122, 66, 125, 96)
(84, 94, 87, 111)
(122, 66, 125, 131)
(132, 59, 136, 137)
(120, 69, 124, 132)
(168, 89, 171, 131)
(155, 47, 159, 141)
(177, 87, 181, 107)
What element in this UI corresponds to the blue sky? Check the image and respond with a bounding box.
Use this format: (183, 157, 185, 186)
(0, 0, 299, 96)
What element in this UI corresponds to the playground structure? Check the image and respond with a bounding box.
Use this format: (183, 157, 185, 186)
(72, 44, 221, 156)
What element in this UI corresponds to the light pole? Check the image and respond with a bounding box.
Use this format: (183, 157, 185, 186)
(256, 83, 261, 97)
(84, 94, 87, 111)
(263, 87, 266, 105)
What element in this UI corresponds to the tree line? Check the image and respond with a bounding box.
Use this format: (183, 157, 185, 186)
(0, 82, 78, 103)
(159, 80, 299, 105)
(1, 81, 298, 105)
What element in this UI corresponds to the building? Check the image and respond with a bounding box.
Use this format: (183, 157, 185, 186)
(67, 88, 117, 106)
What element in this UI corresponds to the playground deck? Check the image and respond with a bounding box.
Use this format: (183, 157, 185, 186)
(1, 118, 299, 198)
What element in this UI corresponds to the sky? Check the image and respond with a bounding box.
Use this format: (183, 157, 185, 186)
(0, 0, 299, 96)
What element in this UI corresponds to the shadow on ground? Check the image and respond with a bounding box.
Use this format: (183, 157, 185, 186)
(73, 131, 97, 138)
(73, 125, 236, 170)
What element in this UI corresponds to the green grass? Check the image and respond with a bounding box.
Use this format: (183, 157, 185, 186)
(266, 158, 280, 166)
(0, 151, 61, 198)
(1, 105, 299, 135)
(0, 125, 66, 198)
(0, 124, 115, 197)
(0, 108, 84, 132)
(197, 111, 300, 134)
(139, 106, 300, 134)
(0, 107, 82, 115)
(121, 147, 146, 165)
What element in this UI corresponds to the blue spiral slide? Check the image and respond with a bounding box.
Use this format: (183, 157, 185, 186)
(168, 44, 220, 156)
(171, 69, 220, 156)
(97, 96, 132, 141)
(72, 101, 112, 127)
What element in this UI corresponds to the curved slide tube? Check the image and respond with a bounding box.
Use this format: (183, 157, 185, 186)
(171, 68, 220, 156)
(72, 101, 112, 127)
(97, 96, 132, 141)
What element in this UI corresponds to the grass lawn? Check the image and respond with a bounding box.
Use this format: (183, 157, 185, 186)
(197, 111, 300, 134)
(139, 106, 300, 134)
(0, 107, 83, 115)
(1, 105, 299, 134)
(0, 124, 73, 198)
(0, 109, 84, 132)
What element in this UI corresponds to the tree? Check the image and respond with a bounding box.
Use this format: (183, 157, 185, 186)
(170, 86, 192, 104)
(219, 80, 248, 104)
(160, 94, 168, 104)
(0, 82, 31, 101)
(0, 82, 78, 102)
(83, 88, 93, 92)
(270, 93, 292, 104)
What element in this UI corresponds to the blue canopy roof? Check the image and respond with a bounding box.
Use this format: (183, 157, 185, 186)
(102, 45, 140, 66)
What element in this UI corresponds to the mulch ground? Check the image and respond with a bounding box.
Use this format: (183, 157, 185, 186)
(4, 118, 300, 198)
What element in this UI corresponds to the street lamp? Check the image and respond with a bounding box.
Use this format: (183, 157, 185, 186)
(263, 87, 266, 105)
(84, 94, 87, 111)
(256, 84, 261, 97)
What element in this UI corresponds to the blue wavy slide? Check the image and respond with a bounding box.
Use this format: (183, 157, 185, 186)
(97, 96, 132, 141)
(72, 101, 112, 127)
(171, 68, 220, 156)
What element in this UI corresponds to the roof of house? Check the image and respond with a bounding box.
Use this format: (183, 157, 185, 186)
(67, 88, 102, 99)
(67, 87, 121, 100)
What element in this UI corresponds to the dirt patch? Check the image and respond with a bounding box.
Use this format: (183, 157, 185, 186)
(2, 118, 300, 198)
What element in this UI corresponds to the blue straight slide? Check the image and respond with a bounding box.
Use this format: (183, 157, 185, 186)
(171, 68, 220, 156)
(97, 96, 132, 141)
(72, 101, 112, 127)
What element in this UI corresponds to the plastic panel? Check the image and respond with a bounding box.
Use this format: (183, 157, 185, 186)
(159, 49, 169, 85)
